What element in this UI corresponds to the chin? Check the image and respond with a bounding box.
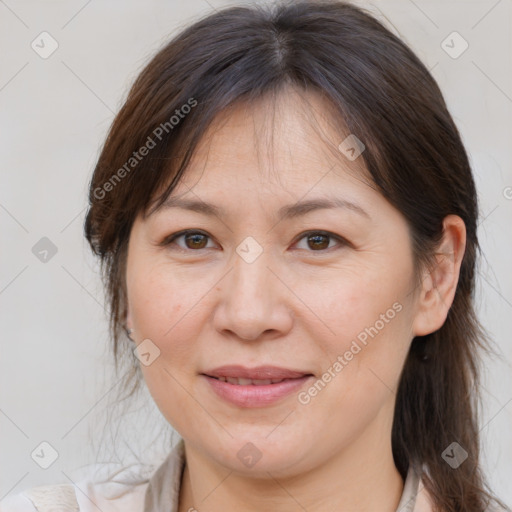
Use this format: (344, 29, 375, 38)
(205, 436, 306, 477)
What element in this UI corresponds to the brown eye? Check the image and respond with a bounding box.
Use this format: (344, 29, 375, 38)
(294, 231, 347, 252)
(160, 230, 215, 251)
(306, 233, 330, 250)
(183, 232, 208, 249)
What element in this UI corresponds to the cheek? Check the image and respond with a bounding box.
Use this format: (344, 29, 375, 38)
(315, 263, 409, 343)
(128, 263, 208, 431)
(128, 260, 204, 339)
(299, 287, 411, 451)
(126, 261, 201, 396)
(308, 256, 413, 394)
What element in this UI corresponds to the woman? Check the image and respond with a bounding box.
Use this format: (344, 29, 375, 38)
(1, 1, 508, 511)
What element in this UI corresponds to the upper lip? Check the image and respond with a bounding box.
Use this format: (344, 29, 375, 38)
(202, 365, 312, 380)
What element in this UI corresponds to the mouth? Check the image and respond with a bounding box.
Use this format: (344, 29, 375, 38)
(200, 366, 314, 407)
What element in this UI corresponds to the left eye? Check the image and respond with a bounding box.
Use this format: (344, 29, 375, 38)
(160, 230, 346, 252)
(294, 231, 345, 251)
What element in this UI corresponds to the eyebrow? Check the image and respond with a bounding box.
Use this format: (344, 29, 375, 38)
(153, 196, 371, 221)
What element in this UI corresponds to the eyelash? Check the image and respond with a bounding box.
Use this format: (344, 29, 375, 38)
(159, 229, 349, 254)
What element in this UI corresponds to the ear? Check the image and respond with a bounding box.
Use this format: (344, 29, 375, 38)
(412, 215, 466, 337)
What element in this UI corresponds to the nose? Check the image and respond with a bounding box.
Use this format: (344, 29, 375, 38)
(212, 249, 294, 341)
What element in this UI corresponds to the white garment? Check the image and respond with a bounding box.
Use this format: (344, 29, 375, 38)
(1, 438, 435, 512)
(0, 455, 153, 512)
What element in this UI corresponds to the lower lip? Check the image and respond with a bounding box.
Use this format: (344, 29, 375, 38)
(202, 374, 313, 408)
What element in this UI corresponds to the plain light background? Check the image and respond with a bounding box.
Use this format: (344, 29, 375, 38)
(1, 0, 511, 506)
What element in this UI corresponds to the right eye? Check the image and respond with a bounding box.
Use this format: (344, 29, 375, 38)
(159, 229, 217, 252)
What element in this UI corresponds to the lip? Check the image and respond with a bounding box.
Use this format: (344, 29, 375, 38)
(201, 365, 314, 408)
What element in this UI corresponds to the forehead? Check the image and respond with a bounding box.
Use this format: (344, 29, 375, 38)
(142, 89, 407, 236)
(171, 87, 373, 196)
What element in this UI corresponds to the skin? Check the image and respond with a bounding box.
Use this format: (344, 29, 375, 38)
(125, 88, 466, 512)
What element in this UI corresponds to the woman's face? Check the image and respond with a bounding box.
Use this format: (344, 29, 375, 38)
(125, 90, 423, 477)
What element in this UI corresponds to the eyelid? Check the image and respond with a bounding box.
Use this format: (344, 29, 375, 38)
(158, 229, 215, 249)
(292, 230, 349, 251)
(159, 229, 350, 252)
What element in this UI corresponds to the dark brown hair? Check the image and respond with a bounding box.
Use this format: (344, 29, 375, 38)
(84, 1, 507, 510)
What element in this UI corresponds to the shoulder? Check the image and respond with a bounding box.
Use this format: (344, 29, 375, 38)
(0, 461, 151, 512)
(0, 484, 77, 512)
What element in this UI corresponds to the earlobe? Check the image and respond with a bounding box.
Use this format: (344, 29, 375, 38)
(124, 304, 134, 338)
(412, 215, 466, 337)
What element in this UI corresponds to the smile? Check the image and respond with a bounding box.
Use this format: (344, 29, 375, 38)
(202, 374, 313, 408)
